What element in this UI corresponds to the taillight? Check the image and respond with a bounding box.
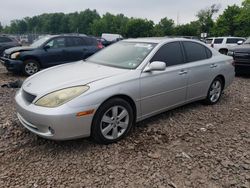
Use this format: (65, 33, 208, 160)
(97, 41, 104, 49)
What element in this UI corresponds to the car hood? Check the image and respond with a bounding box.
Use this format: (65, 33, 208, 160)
(22, 61, 129, 95)
(229, 44, 250, 53)
(5, 46, 35, 54)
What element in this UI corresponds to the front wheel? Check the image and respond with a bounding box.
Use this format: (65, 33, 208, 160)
(91, 98, 134, 144)
(204, 77, 223, 105)
(22, 59, 40, 76)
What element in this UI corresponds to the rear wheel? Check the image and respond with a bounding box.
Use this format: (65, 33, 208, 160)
(22, 59, 40, 76)
(91, 98, 134, 144)
(204, 77, 223, 105)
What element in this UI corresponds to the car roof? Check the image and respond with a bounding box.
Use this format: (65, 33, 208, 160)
(214, 36, 245, 39)
(123, 37, 196, 44)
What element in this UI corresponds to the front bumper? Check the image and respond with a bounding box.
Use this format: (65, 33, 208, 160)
(15, 89, 99, 140)
(0, 57, 23, 72)
(234, 61, 250, 74)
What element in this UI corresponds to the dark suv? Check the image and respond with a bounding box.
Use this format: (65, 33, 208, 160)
(228, 37, 250, 75)
(0, 35, 103, 75)
(0, 35, 21, 56)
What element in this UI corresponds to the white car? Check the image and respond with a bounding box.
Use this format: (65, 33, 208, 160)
(211, 37, 245, 54)
(101, 33, 123, 42)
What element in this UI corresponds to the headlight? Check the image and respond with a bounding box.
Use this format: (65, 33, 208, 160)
(10, 52, 20, 59)
(35, 86, 89, 108)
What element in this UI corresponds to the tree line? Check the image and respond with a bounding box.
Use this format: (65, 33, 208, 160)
(0, 0, 249, 38)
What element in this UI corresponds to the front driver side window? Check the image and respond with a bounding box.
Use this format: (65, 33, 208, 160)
(46, 38, 66, 49)
(150, 42, 184, 66)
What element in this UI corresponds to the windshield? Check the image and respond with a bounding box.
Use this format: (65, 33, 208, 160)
(87, 41, 156, 69)
(30, 37, 50, 48)
(245, 37, 250, 44)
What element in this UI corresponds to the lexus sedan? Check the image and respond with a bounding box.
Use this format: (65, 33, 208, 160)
(15, 38, 235, 144)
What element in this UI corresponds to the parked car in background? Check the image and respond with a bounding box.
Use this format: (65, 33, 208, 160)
(205, 37, 215, 45)
(0, 35, 21, 56)
(15, 38, 234, 144)
(228, 37, 250, 75)
(101, 33, 123, 42)
(0, 35, 103, 76)
(97, 38, 113, 47)
(211, 37, 245, 54)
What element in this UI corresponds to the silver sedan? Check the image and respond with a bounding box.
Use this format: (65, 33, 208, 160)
(15, 38, 235, 144)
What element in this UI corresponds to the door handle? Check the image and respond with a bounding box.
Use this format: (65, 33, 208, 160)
(179, 70, 188, 75)
(210, 64, 218, 68)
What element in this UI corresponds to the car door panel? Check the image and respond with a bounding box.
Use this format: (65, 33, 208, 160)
(140, 65, 188, 118)
(182, 41, 219, 101)
(139, 42, 188, 118)
(40, 37, 66, 67)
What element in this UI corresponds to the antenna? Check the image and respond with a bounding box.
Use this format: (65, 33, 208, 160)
(177, 12, 180, 26)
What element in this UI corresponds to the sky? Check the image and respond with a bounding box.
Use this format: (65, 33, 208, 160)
(0, 0, 243, 26)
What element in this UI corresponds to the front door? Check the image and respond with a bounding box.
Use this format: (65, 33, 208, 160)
(140, 42, 188, 118)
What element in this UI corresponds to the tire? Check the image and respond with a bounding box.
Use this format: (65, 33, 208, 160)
(22, 59, 40, 76)
(204, 77, 223, 105)
(91, 98, 134, 144)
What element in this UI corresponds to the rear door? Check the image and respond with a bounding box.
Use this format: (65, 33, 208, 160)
(65, 37, 98, 61)
(182, 41, 218, 101)
(140, 42, 188, 118)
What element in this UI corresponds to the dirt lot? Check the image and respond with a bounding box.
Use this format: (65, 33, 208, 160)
(0, 64, 249, 188)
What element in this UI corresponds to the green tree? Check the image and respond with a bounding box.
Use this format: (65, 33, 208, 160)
(125, 18, 154, 38)
(0, 22, 3, 32)
(212, 5, 241, 36)
(175, 21, 200, 36)
(90, 13, 128, 36)
(154, 17, 175, 36)
(197, 4, 220, 34)
(235, 0, 250, 36)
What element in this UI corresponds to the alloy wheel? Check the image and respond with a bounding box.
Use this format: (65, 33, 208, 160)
(100, 105, 129, 140)
(209, 80, 222, 103)
(25, 62, 39, 75)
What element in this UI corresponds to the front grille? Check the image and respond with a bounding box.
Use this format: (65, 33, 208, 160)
(234, 52, 250, 60)
(22, 90, 37, 103)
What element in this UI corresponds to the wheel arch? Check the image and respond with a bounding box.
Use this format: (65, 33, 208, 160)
(215, 74, 225, 90)
(96, 94, 137, 123)
(219, 48, 228, 54)
(22, 56, 41, 66)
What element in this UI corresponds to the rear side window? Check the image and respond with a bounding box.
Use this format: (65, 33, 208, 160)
(206, 39, 213, 44)
(205, 48, 212, 58)
(183, 41, 208, 62)
(46, 37, 66, 49)
(214, 38, 223, 44)
(67, 37, 85, 47)
(226, 38, 245, 44)
(150, 42, 184, 66)
(82, 37, 97, 46)
(0, 37, 12, 43)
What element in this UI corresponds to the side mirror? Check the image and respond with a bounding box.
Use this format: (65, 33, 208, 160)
(144, 61, 166, 72)
(237, 41, 244, 45)
(43, 45, 50, 50)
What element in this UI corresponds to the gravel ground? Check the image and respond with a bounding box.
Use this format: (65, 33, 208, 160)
(0, 64, 249, 188)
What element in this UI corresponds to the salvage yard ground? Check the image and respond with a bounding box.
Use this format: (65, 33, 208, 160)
(0, 64, 249, 188)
